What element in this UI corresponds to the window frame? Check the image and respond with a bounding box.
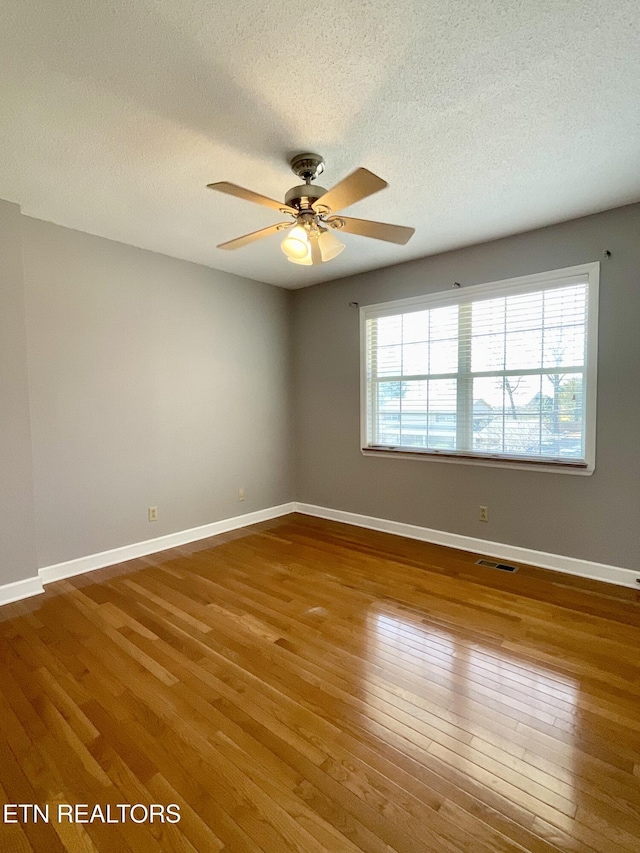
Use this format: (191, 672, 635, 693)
(359, 262, 599, 474)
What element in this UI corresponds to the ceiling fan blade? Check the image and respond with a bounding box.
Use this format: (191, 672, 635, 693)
(329, 216, 415, 245)
(207, 182, 297, 215)
(312, 168, 387, 214)
(217, 222, 292, 251)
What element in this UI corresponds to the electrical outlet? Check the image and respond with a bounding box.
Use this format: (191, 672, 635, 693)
(148, 506, 158, 522)
(479, 505, 489, 522)
(238, 488, 245, 502)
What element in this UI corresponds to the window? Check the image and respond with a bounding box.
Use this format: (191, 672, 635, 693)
(360, 263, 599, 473)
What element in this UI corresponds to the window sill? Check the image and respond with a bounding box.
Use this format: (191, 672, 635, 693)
(361, 447, 594, 475)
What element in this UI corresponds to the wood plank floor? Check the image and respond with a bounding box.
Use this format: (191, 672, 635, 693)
(1, 513, 640, 852)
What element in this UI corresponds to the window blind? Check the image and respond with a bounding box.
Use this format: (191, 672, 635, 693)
(361, 264, 598, 471)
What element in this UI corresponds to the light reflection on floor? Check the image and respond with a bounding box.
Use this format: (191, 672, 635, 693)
(366, 610, 581, 820)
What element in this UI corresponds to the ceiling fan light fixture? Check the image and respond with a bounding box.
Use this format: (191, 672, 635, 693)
(287, 255, 313, 266)
(281, 224, 310, 260)
(317, 229, 345, 261)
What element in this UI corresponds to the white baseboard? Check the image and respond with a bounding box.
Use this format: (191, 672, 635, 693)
(2, 498, 634, 608)
(294, 503, 639, 589)
(0, 575, 44, 606)
(39, 502, 295, 585)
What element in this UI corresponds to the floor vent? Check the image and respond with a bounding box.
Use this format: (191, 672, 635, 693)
(476, 559, 518, 573)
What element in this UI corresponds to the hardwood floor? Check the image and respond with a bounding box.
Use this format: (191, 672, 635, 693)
(1, 513, 640, 852)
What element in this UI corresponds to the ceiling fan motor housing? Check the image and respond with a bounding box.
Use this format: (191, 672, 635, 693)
(285, 183, 328, 213)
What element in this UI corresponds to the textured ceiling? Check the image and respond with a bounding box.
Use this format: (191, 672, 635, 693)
(1, 0, 639, 289)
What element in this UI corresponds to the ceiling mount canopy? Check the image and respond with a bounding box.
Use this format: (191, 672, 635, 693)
(207, 153, 415, 266)
(289, 152, 325, 184)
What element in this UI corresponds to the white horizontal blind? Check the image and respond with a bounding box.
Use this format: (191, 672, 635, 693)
(362, 265, 598, 469)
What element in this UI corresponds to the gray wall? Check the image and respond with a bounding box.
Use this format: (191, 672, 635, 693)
(21, 218, 293, 568)
(292, 203, 640, 570)
(2, 200, 638, 582)
(0, 201, 39, 584)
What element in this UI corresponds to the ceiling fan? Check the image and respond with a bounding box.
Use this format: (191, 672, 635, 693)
(207, 153, 415, 266)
